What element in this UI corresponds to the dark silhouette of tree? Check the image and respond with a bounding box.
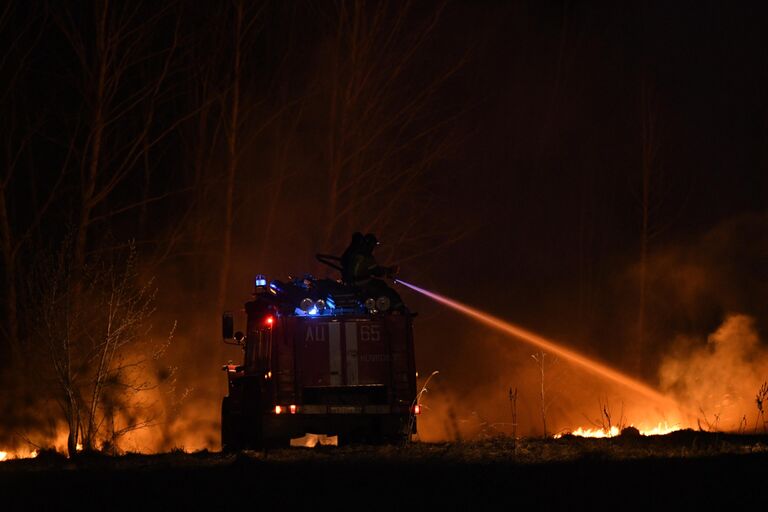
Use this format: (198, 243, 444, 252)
(319, 1, 470, 259)
(28, 240, 158, 456)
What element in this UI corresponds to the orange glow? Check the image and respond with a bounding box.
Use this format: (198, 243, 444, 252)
(636, 422, 679, 436)
(557, 426, 620, 438)
(0, 448, 40, 460)
(414, 404, 421, 415)
(275, 405, 283, 414)
(556, 422, 679, 438)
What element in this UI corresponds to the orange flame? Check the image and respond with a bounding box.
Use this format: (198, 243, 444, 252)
(556, 422, 679, 438)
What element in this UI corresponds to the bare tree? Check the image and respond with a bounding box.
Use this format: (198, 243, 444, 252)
(508, 386, 518, 449)
(0, 3, 53, 365)
(635, 76, 661, 374)
(755, 382, 768, 433)
(531, 351, 549, 438)
(215, 0, 284, 314)
(51, 1, 182, 311)
(216, 0, 246, 316)
(319, 1, 470, 259)
(29, 239, 157, 456)
(80, 248, 157, 451)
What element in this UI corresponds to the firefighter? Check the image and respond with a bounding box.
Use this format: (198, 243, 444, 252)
(342, 232, 404, 310)
(340, 232, 365, 285)
(341, 233, 391, 286)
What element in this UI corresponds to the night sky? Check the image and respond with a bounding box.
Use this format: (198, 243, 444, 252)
(1, 1, 767, 446)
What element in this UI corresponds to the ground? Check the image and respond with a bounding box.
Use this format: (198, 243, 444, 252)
(1, 431, 766, 508)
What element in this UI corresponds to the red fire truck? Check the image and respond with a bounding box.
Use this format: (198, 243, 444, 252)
(221, 272, 418, 450)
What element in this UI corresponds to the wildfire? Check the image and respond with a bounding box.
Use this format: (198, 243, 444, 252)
(0, 449, 39, 461)
(0, 429, 75, 460)
(558, 426, 620, 438)
(556, 422, 679, 438)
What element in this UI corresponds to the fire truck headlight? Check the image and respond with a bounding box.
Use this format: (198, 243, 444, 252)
(315, 299, 326, 311)
(300, 297, 313, 311)
(376, 296, 391, 311)
(364, 298, 376, 312)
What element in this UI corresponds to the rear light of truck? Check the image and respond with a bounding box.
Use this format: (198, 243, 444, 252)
(274, 405, 283, 414)
(265, 315, 274, 327)
(290, 404, 297, 414)
(413, 404, 421, 415)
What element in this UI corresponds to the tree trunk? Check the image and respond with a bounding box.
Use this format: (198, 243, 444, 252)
(66, 389, 80, 457)
(0, 190, 19, 364)
(637, 170, 649, 374)
(72, 0, 109, 311)
(636, 77, 655, 376)
(217, 0, 243, 316)
(539, 359, 547, 438)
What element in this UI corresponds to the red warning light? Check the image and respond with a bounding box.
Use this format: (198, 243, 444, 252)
(414, 404, 421, 415)
(265, 315, 274, 327)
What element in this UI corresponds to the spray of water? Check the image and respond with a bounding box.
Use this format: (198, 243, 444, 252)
(395, 279, 676, 407)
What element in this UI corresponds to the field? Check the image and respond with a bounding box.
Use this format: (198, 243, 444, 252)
(1, 431, 766, 508)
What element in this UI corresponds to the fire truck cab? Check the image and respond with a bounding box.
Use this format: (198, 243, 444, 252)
(221, 274, 418, 450)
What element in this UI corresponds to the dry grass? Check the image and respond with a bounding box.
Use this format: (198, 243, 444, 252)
(3, 430, 768, 472)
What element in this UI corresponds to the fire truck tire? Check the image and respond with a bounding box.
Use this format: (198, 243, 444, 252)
(243, 415, 264, 450)
(221, 398, 235, 452)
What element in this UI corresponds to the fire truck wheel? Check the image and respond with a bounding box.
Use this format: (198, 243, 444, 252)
(221, 397, 240, 452)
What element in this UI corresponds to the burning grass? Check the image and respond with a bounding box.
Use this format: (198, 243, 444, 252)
(2, 430, 768, 469)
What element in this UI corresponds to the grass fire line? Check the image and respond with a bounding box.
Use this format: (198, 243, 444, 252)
(394, 279, 679, 411)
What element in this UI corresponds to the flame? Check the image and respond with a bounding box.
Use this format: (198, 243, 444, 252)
(637, 422, 680, 436)
(556, 422, 679, 438)
(557, 426, 621, 438)
(0, 429, 83, 460)
(0, 448, 40, 461)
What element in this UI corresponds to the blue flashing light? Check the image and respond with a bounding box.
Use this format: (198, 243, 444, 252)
(255, 274, 267, 287)
(308, 307, 319, 316)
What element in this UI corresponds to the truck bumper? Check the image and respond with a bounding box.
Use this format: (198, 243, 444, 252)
(263, 412, 414, 441)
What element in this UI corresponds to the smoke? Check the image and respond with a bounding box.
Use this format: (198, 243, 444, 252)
(413, 213, 768, 440)
(659, 314, 768, 431)
(627, 212, 768, 368)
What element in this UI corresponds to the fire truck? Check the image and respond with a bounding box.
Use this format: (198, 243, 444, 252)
(220, 267, 418, 450)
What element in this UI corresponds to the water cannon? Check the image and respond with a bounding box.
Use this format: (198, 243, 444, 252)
(385, 265, 400, 280)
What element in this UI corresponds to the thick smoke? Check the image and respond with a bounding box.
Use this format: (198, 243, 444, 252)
(659, 314, 768, 431)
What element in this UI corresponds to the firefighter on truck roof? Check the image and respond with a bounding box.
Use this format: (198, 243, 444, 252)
(341, 232, 404, 311)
